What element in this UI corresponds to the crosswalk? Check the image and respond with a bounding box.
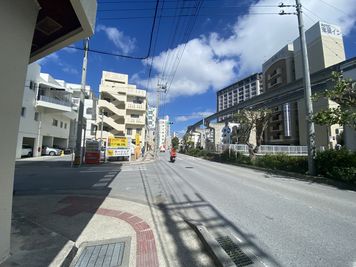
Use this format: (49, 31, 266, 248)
(90, 164, 146, 188)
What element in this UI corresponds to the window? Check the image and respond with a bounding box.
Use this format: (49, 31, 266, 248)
(29, 81, 36, 90)
(127, 128, 132, 135)
(34, 112, 39, 121)
(136, 128, 142, 134)
(21, 107, 26, 117)
(52, 119, 58, 126)
(60, 121, 63, 128)
(64, 123, 67, 129)
(131, 114, 139, 118)
(86, 107, 93, 115)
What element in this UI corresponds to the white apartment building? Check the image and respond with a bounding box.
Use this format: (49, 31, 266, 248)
(158, 115, 171, 149)
(16, 63, 76, 158)
(97, 71, 147, 146)
(217, 73, 264, 121)
(67, 83, 98, 146)
(147, 106, 157, 130)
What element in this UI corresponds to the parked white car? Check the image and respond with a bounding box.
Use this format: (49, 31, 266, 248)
(21, 144, 33, 157)
(42, 146, 62, 156)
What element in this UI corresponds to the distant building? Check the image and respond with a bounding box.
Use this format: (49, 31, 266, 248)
(217, 73, 263, 121)
(97, 71, 147, 146)
(67, 83, 97, 147)
(158, 115, 171, 149)
(147, 106, 157, 130)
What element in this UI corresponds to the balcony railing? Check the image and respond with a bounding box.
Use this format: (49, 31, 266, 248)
(126, 103, 146, 111)
(38, 95, 72, 107)
(126, 117, 145, 125)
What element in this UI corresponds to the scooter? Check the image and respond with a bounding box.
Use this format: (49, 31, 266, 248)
(170, 155, 176, 163)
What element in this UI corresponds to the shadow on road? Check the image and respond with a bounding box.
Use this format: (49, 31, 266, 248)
(152, 159, 282, 267)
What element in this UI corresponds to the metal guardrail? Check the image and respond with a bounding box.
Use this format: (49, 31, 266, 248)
(38, 95, 71, 107)
(216, 144, 308, 155)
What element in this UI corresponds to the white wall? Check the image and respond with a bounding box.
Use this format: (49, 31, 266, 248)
(16, 64, 41, 158)
(0, 0, 39, 262)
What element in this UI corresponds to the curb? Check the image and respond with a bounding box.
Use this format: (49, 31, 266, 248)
(50, 241, 77, 267)
(185, 220, 235, 267)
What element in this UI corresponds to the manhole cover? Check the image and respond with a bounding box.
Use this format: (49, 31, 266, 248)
(185, 166, 194, 169)
(216, 236, 253, 267)
(70, 237, 131, 267)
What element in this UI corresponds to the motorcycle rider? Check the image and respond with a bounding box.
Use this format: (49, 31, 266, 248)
(170, 147, 177, 162)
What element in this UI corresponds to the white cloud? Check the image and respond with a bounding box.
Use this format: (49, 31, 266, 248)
(209, 0, 356, 76)
(134, 0, 356, 103)
(175, 110, 214, 122)
(61, 47, 77, 53)
(137, 38, 237, 102)
(62, 66, 79, 75)
(96, 24, 136, 54)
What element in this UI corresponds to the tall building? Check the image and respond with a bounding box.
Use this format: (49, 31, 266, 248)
(262, 21, 346, 146)
(16, 63, 76, 159)
(97, 71, 147, 146)
(262, 44, 299, 145)
(295, 22, 345, 148)
(217, 73, 263, 121)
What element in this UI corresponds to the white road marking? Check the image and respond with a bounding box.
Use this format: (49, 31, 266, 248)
(92, 182, 107, 187)
(99, 178, 112, 182)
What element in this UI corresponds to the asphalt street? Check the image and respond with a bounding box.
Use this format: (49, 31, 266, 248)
(14, 153, 356, 267)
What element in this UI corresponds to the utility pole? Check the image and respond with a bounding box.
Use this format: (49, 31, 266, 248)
(279, 1, 316, 175)
(295, 0, 316, 175)
(74, 37, 89, 165)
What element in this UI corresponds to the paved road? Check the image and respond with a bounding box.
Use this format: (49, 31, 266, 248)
(14, 153, 356, 267)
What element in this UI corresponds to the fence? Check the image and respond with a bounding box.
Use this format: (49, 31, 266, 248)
(216, 144, 308, 156)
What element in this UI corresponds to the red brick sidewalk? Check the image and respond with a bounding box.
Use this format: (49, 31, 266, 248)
(55, 196, 159, 267)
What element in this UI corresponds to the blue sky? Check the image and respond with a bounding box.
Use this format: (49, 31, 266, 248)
(38, 0, 356, 135)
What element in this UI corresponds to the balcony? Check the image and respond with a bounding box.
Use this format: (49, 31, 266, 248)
(127, 89, 146, 97)
(36, 95, 72, 112)
(126, 116, 145, 125)
(126, 103, 146, 111)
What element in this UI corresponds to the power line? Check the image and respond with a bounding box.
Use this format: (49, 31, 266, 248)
(68, 0, 161, 61)
(97, 5, 279, 11)
(97, 12, 280, 20)
(146, 0, 165, 91)
(318, 0, 349, 16)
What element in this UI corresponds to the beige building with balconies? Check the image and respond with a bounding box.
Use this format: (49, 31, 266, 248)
(97, 71, 147, 146)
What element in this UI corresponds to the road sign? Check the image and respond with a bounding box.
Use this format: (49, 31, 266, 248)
(108, 137, 128, 148)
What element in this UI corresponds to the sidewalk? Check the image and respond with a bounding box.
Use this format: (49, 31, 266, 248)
(2, 194, 213, 267)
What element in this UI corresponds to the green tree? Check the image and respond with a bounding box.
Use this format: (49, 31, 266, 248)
(313, 72, 356, 129)
(171, 136, 179, 149)
(233, 108, 272, 160)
